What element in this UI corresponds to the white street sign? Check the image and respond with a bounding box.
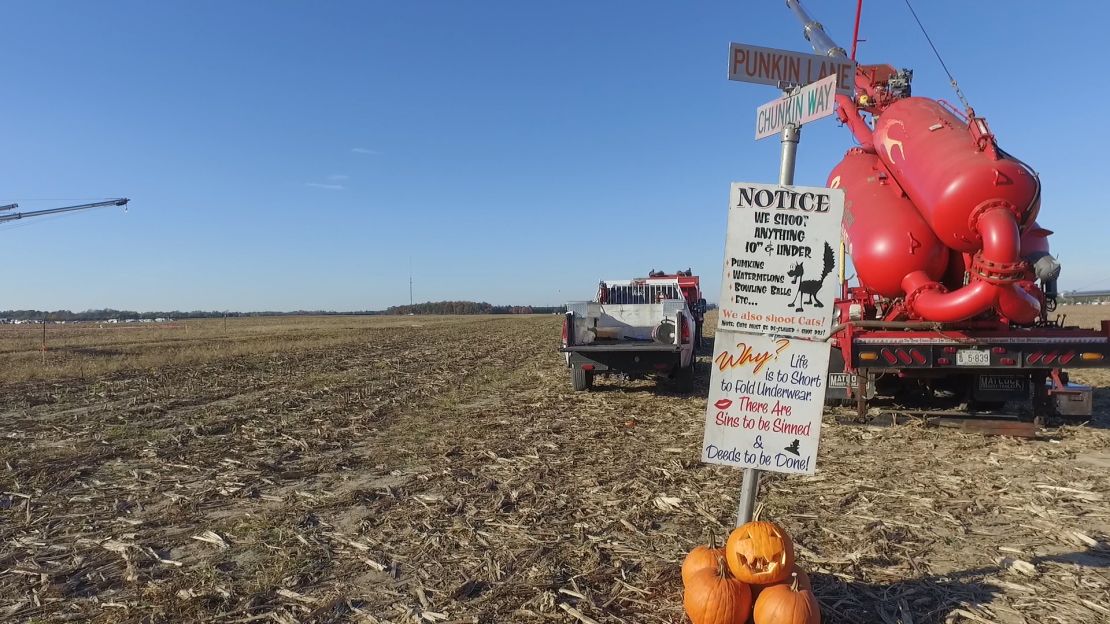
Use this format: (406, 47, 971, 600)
(728, 42, 854, 95)
(702, 331, 830, 475)
(717, 182, 845, 340)
(755, 73, 838, 140)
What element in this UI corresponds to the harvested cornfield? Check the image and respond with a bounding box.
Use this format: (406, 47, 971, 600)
(0, 311, 1108, 623)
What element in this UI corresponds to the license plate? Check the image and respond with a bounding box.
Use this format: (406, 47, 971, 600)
(977, 375, 1027, 392)
(829, 373, 857, 388)
(957, 349, 991, 366)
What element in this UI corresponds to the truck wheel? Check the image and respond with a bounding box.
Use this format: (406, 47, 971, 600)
(675, 364, 695, 393)
(571, 366, 592, 392)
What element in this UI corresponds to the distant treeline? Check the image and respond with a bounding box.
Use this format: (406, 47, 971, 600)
(0, 302, 565, 322)
(385, 301, 564, 315)
(0, 309, 385, 322)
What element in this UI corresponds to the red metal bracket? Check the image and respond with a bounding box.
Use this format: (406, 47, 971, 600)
(967, 199, 1023, 234)
(970, 252, 1027, 285)
(904, 281, 946, 316)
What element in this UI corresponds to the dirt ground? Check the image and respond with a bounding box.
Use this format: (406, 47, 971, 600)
(1, 309, 1108, 623)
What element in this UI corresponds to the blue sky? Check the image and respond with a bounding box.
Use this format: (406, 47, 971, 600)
(3, 1, 1108, 311)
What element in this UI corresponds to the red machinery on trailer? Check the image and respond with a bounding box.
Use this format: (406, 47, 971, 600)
(785, 1, 1109, 420)
(592, 269, 708, 348)
(645, 269, 707, 347)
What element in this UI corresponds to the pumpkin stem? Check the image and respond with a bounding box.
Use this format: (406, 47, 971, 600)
(707, 529, 717, 550)
(716, 554, 730, 579)
(753, 502, 765, 522)
(789, 573, 799, 592)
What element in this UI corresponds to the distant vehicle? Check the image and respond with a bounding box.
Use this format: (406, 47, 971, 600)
(559, 270, 705, 392)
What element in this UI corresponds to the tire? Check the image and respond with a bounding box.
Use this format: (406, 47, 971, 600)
(571, 366, 592, 392)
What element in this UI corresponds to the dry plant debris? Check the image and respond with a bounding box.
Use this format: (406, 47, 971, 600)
(0, 310, 1108, 623)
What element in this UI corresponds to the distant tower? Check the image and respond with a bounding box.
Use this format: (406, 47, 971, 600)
(409, 257, 413, 306)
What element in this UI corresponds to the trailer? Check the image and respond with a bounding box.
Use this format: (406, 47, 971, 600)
(825, 304, 1109, 421)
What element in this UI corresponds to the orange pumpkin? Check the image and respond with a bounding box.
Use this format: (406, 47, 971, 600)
(750, 566, 811, 601)
(725, 521, 795, 585)
(682, 535, 725, 586)
(752, 574, 820, 624)
(683, 558, 753, 624)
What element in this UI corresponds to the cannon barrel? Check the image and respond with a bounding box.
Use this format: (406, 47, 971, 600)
(785, 0, 847, 58)
(0, 198, 129, 224)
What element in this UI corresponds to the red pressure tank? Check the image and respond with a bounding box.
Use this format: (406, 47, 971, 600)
(871, 97, 1041, 252)
(829, 149, 948, 298)
(784, 0, 1046, 325)
(860, 97, 1043, 324)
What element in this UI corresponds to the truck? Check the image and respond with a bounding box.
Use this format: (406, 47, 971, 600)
(560, 270, 706, 392)
(783, 0, 1110, 421)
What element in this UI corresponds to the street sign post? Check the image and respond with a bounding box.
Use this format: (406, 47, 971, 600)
(728, 42, 855, 95)
(719, 40, 853, 528)
(755, 74, 838, 140)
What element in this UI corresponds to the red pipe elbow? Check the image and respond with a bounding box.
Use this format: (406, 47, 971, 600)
(977, 206, 1040, 322)
(977, 206, 1021, 263)
(900, 205, 1041, 323)
(902, 271, 996, 322)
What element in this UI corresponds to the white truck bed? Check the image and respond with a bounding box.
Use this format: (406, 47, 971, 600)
(560, 278, 696, 391)
(564, 301, 686, 345)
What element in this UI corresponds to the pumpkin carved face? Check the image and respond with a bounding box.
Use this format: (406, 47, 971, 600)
(683, 559, 753, 624)
(725, 521, 795, 585)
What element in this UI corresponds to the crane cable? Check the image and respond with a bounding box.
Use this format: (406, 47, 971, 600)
(903, 0, 970, 110)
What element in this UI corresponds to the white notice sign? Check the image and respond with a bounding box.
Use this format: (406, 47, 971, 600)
(717, 182, 845, 340)
(755, 74, 838, 140)
(728, 42, 855, 95)
(703, 331, 829, 475)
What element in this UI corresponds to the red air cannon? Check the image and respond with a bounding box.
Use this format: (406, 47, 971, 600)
(787, 0, 1051, 324)
(784, 0, 1105, 421)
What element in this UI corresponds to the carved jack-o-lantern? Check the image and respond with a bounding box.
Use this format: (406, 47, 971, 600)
(725, 521, 795, 585)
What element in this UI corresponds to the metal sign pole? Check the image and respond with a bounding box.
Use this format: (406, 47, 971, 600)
(735, 120, 801, 526)
(778, 123, 800, 186)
